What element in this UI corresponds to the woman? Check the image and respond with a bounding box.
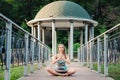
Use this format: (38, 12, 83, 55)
(46, 44, 76, 76)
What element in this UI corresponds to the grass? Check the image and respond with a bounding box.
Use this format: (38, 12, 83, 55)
(93, 63, 120, 80)
(0, 69, 4, 80)
(11, 66, 24, 80)
(0, 64, 38, 80)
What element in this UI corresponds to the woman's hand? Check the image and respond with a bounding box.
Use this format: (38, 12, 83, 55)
(62, 55, 70, 64)
(51, 55, 62, 64)
(57, 54, 63, 60)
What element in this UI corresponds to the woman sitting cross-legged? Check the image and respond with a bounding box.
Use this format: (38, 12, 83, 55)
(46, 44, 76, 76)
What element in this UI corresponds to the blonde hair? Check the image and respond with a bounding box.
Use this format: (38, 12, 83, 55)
(58, 44, 67, 58)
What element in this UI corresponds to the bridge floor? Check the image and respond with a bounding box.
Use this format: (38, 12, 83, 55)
(19, 62, 113, 80)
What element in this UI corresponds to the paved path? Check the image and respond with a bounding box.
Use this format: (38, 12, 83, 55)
(19, 62, 113, 80)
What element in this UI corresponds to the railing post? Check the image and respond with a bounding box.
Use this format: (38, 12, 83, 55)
(90, 41, 93, 69)
(78, 48, 80, 64)
(47, 48, 49, 61)
(24, 34, 29, 76)
(41, 45, 44, 63)
(104, 34, 108, 76)
(85, 24, 88, 67)
(38, 41, 41, 70)
(80, 30, 83, 65)
(97, 38, 101, 73)
(46, 48, 48, 60)
(82, 45, 85, 66)
(81, 45, 83, 65)
(4, 22, 12, 80)
(89, 26, 94, 69)
(48, 49, 51, 61)
(44, 47, 47, 61)
(30, 37, 35, 73)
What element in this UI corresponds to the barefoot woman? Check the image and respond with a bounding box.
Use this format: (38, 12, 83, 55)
(46, 44, 76, 76)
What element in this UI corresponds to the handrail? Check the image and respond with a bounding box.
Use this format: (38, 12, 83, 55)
(0, 13, 51, 80)
(78, 23, 120, 77)
(89, 23, 120, 42)
(81, 23, 120, 45)
(0, 13, 49, 48)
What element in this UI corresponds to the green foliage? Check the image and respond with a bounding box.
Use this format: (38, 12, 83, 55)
(0, 0, 120, 47)
(93, 63, 120, 80)
(57, 30, 68, 46)
(10, 66, 24, 80)
(0, 64, 38, 80)
(109, 64, 120, 80)
(21, 21, 30, 32)
(0, 70, 4, 80)
(74, 43, 80, 51)
(0, 66, 24, 80)
(0, 1, 120, 79)
(98, 25, 107, 34)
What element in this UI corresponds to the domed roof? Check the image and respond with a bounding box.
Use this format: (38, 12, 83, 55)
(27, 1, 98, 27)
(34, 1, 91, 19)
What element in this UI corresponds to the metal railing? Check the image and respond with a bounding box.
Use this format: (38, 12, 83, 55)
(78, 23, 120, 77)
(0, 13, 50, 80)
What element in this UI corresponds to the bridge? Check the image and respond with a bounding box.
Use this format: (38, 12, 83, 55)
(0, 1, 120, 80)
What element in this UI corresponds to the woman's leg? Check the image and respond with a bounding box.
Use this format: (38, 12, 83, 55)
(67, 68, 76, 76)
(46, 67, 68, 76)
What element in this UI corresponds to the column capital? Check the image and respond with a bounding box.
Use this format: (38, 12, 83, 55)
(83, 21, 90, 25)
(42, 27, 46, 30)
(70, 20, 73, 23)
(89, 23, 94, 27)
(37, 21, 42, 25)
(52, 20, 55, 23)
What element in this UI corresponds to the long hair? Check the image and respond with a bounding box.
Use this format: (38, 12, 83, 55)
(58, 44, 67, 59)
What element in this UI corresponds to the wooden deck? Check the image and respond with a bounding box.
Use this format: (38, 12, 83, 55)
(18, 62, 113, 80)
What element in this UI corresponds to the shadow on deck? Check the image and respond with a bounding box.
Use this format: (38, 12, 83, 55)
(18, 62, 113, 80)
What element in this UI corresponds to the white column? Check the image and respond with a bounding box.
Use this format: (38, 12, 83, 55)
(85, 24, 88, 44)
(31, 27, 34, 36)
(33, 27, 36, 37)
(37, 22, 41, 69)
(91, 26, 94, 39)
(37, 22, 41, 41)
(70, 21, 74, 60)
(55, 30, 57, 54)
(85, 24, 88, 66)
(80, 30, 83, 65)
(52, 21, 55, 56)
(68, 31, 70, 55)
(42, 28, 45, 43)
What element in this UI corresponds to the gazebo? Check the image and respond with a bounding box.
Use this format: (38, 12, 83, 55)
(27, 1, 98, 60)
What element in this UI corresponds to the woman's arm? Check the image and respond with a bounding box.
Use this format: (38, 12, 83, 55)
(62, 55, 70, 64)
(51, 55, 62, 64)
